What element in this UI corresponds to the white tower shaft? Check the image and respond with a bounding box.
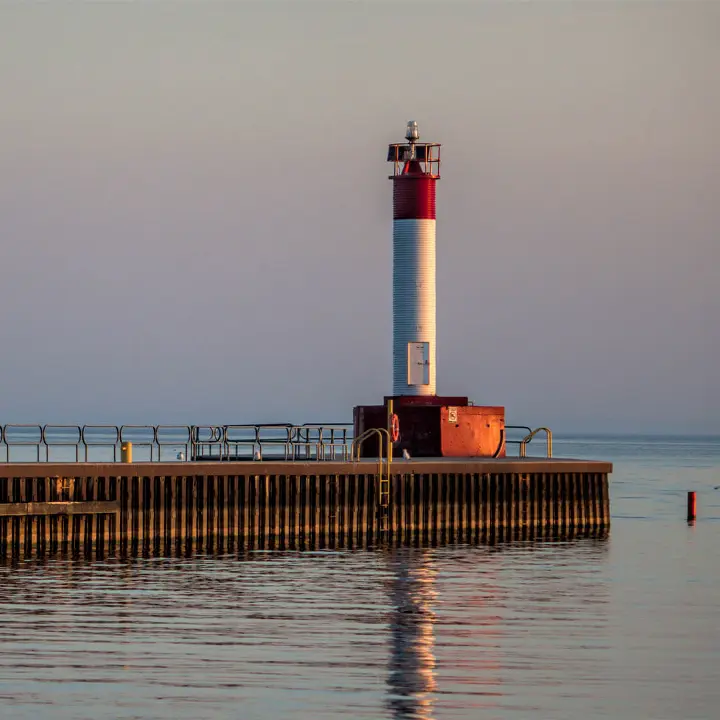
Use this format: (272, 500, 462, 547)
(393, 218, 437, 395)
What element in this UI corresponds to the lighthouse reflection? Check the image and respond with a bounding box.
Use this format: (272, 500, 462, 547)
(385, 550, 438, 719)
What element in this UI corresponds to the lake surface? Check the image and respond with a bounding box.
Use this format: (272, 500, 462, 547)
(1, 435, 718, 719)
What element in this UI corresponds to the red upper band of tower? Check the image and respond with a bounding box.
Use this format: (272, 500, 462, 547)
(388, 133, 441, 221)
(393, 162, 437, 220)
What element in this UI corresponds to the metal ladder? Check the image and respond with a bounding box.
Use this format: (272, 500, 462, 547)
(351, 427, 393, 534)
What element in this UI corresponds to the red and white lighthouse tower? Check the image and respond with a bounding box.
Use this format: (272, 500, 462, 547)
(388, 121, 441, 396)
(353, 122, 505, 458)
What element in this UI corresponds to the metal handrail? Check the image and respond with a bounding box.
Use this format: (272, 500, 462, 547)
(120, 425, 157, 462)
(191, 425, 224, 461)
(294, 424, 353, 461)
(0, 421, 550, 462)
(0, 422, 354, 463)
(351, 426, 391, 481)
(3, 425, 43, 462)
(42, 425, 82, 462)
(518, 427, 553, 458)
(351, 427, 389, 462)
(501, 425, 552, 458)
(81, 425, 121, 462)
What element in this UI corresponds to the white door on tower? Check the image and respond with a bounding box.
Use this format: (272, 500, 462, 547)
(407, 342, 430, 386)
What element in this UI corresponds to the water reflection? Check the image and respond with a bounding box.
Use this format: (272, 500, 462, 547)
(381, 539, 611, 719)
(0, 537, 619, 720)
(386, 551, 438, 719)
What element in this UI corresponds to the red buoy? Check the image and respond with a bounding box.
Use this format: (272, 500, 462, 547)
(687, 491, 697, 523)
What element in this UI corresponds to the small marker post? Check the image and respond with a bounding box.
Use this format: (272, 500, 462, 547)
(687, 491, 697, 523)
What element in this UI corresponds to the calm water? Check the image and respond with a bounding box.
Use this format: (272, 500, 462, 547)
(1, 435, 718, 719)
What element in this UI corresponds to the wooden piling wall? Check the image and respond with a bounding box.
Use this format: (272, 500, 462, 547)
(0, 460, 611, 557)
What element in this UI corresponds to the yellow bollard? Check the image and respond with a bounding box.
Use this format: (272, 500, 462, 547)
(121, 441, 132, 463)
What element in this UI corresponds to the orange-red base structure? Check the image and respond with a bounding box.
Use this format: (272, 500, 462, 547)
(353, 396, 505, 458)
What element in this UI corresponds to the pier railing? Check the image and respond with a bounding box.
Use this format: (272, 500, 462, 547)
(0, 424, 354, 464)
(0, 423, 553, 463)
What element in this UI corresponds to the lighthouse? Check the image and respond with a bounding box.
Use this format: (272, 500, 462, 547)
(388, 121, 441, 396)
(353, 121, 505, 458)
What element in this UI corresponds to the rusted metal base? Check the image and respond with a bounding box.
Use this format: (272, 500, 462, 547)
(354, 400, 505, 458)
(0, 459, 610, 558)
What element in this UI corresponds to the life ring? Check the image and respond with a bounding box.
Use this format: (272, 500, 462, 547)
(390, 413, 400, 443)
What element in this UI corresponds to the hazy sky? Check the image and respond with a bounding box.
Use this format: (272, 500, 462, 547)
(1, 2, 718, 433)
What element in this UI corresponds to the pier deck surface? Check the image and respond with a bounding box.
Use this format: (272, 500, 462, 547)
(0, 457, 612, 477)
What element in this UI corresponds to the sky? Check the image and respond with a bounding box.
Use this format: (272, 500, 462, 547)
(0, 1, 718, 434)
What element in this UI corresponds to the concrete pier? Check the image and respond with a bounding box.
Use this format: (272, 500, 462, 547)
(0, 458, 611, 557)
